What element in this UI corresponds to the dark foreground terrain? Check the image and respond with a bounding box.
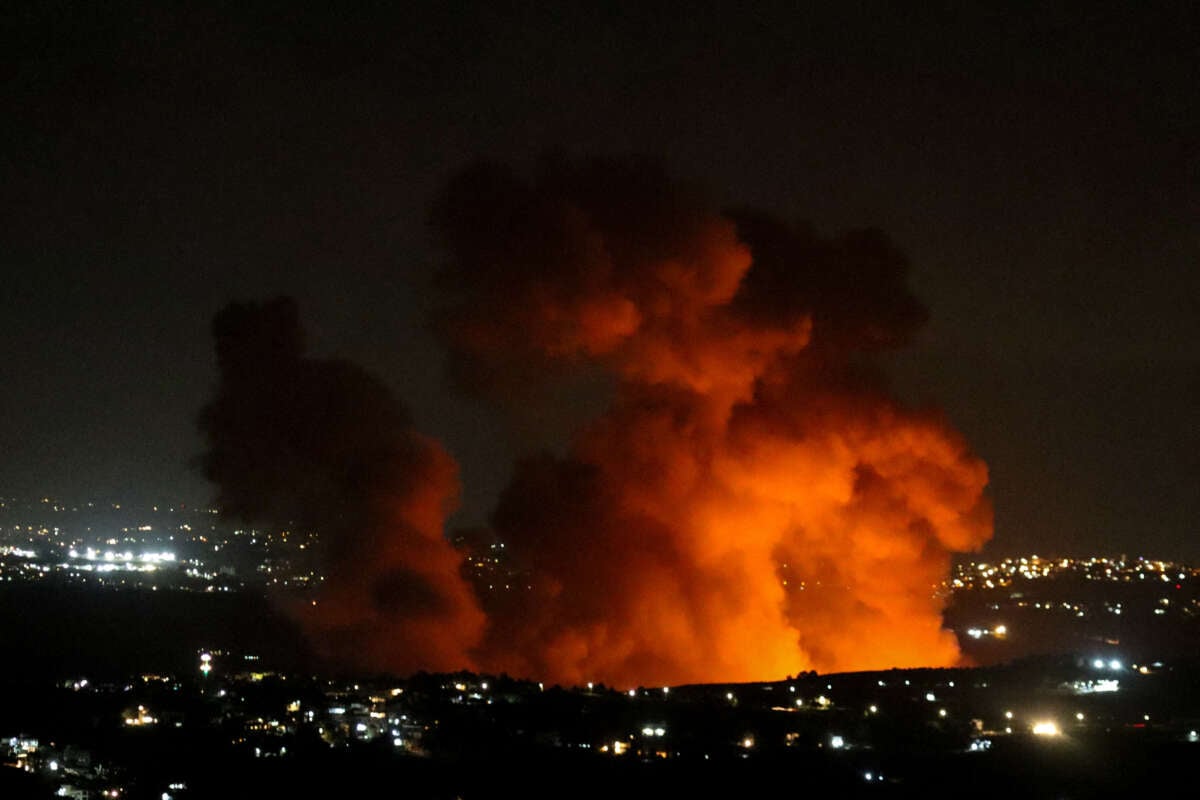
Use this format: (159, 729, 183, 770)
(3, 582, 1200, 798)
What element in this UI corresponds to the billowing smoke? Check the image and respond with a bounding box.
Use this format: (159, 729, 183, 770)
(197, 297, 484, 673)
(432, 156, 992, 686)
(198, 157, 991, 687)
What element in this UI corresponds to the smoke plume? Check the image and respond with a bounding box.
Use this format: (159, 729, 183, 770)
(198, 156, 991, 687)
(432, 156, 992, 686)
(197, 297, 484, 673)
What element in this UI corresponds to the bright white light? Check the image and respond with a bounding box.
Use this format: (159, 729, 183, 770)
(726, 692, 734, 701)
(394, 737, 403, 747)
(938, 709, 948, 718)
(868, 705, 878, 714)
(994, 624, 1007, 636)
(480, 682, 488, 690)
(628, 689, 637, 697)
(829, 735, 845, 749)
(1032, 721, 1060, 736)
(1004, 710, 1013, 719)
(654, 727, 665, 737)
(1109, 660, 1122, 671)
(864, 772, 873, 781)
(925, 693, 936, 702)
(1076, 712, 1085, 721)
(49, 760, 58, 771)
(662, 687, 669, 694)
(587, 682, 594, 690)
(741, 737, 754, 749)
(642, 727, 655, 736)
(1188, 730, 1198, 743)
(1093, 659, 1105, 669)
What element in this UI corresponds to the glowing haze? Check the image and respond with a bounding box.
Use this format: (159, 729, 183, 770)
(200, 155, 991, 686)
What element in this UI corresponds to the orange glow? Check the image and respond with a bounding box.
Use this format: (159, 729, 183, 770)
(435, 158, 993, 686)
(284, 433, 486, 674)
(207, 160, 995, 686)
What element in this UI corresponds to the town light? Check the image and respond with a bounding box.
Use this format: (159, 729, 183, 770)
(1032, 721, 1060, 736)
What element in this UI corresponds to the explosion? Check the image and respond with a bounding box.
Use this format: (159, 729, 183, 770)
(433, 157, 991, 685)
(198, 156, 991, 687)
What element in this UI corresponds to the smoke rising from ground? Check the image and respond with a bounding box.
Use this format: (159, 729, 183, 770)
(198, 297, 484, 673)
(199, 156, 991, 686)
(433, 156, 991, 685)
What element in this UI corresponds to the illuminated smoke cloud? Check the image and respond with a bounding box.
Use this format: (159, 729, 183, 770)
(198, 297, 484, 673)
(433, 156, 992, 686)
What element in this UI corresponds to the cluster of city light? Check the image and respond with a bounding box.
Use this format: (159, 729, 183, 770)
(965, 624, 1007, 639)
(599, 740, 629, 756)
(67, 549, 176, 564)
(1, 499, 324, 593)
(950, 555, 1196, 591)
(123, 706, 157, 727)
(62, 561, 160, 574)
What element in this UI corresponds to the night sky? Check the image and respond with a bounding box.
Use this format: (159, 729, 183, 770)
(2, 3, 1196, 560)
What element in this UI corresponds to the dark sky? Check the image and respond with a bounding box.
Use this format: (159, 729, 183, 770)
(2, 3, 1196, 559)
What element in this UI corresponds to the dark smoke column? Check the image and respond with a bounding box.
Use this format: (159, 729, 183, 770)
(198, 297, 483, 673)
